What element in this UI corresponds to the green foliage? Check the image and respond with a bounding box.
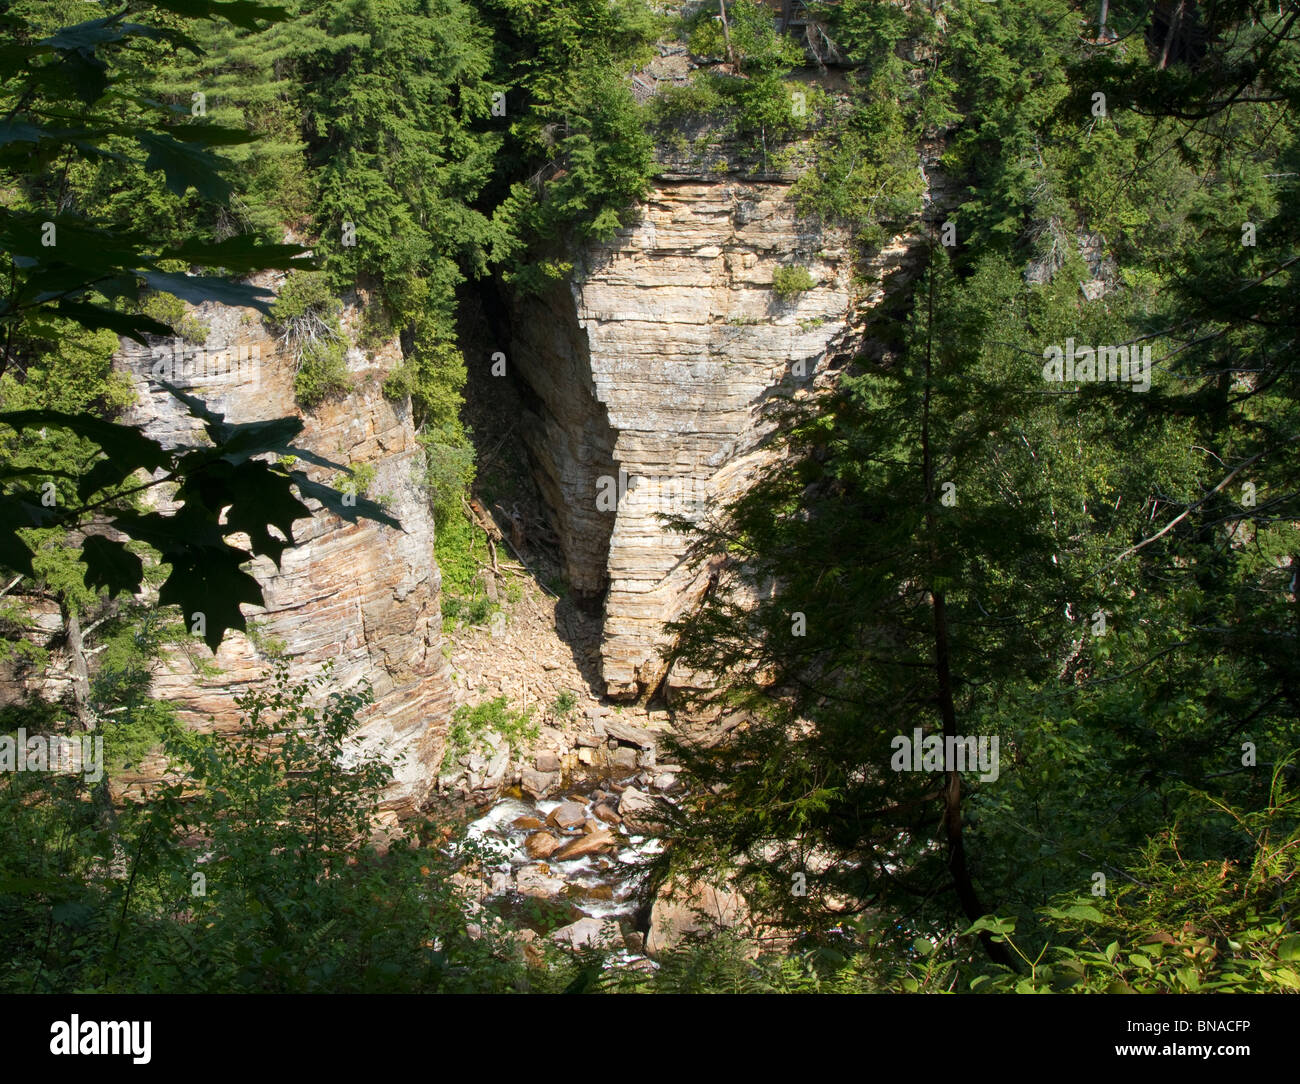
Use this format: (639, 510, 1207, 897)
(421, 425, 478, 526)
(957, 765, 1300, 994)
(447, 695, 539, 762)
(294, 338, 349, 406)
(487, 0, 658, 290)
(646, 0, 1300, 985)
(687, 0, 803, 74)
(648, 77, 727, 127)
(140, 292, 210, 345)
(268, 271, 350, 407)
(650, 2, 813, 165)
(771, 264, 815, 298)
(552, 689, 577, 717)
(792, 69, 924, 241)
(0, 1, 312, 347)
(435, 508, 485, 599)
(336, 461, 377, 499)
(441, 593, 498, 630)
(0, 663, 531, 992)
(436, 502, 502, 633)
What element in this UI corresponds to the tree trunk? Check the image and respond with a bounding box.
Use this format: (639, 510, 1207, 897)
(1159, 1, 1185, 69)
(61, 597, 94, 731)
(718, 0, 736, 71)
(60, 593, 126, 874)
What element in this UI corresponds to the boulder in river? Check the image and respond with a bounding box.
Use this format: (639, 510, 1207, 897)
(617, 786, 662, 834)
(551, 916, 621, 951)
(516, 864, 566, 898)
(553, 827, 616, 861)
(524, 831, 561, 859)
(546, 801, 587, 831)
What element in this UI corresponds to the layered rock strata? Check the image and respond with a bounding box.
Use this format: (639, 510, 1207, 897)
(112, 285, 451, 815)
(511, 174, 919, 697)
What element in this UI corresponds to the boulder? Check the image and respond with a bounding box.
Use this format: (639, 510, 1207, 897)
(483, 747, 510, 790)
(534, 750, 561, 773)
(610, 746, 639, 771)
(520, 768, 560, 799)
(552, 828, 616, 861)
(604, 719, 655, 748)
(512, 815, 545, 831)
(645, 881, 748, 959)
(617, 786, 662, 834)
(546, 801, 588, 831)
(516, 864, 566, 898)
(524, 831, 561, 859)
(592, 801, 622, 825)
(551, 916, 621, 951)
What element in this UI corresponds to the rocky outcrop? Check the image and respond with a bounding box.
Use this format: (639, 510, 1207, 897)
(645, 879, 749, 959)
(510, 171, 921, 697)
(112, 282, 451, 816)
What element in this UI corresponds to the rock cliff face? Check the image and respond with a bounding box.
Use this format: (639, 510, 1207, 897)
(510, 172, 919, 698)
(115, 286, 451, 815)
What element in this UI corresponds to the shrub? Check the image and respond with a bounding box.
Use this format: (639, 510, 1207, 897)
(442, 594, 497, 630)
(420, 424, 476, 526)
(0, 663, 530, 992)
(447, 696, 539, 761)
(141, 292, 209, 344)
(270, 272, 349, 407)
(294, 337, 349, 406)
(773, 265, 816, 298)
(336, 462, 390, 509)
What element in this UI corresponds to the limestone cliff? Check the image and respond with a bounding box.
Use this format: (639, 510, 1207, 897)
(510, 171, 922, 698)
(113, 284, 451, 816)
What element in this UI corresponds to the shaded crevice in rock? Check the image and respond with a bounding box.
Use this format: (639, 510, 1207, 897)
(507, 277, 621, 615)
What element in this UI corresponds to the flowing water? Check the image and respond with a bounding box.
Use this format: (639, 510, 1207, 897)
(464, 784, 668, 949)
